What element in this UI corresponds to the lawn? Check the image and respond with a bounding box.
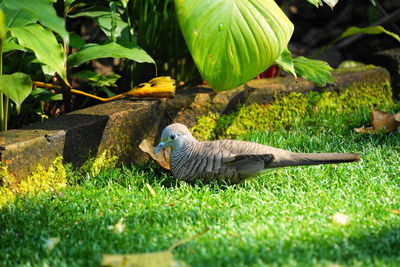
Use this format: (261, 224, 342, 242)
(1, 106, 400, 266)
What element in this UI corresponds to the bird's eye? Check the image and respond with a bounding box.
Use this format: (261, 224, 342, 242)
(170, 134, 176, 140)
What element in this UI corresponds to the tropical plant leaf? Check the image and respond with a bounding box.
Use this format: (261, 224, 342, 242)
(67, 41, 155, 68)
(68, 8, 130, 41)
(323, 0, 339, 9)
(276, 50, 334, 86)
(338, 26, 400, 43)
(69, 33, 86, 49)
(0, 2, 37, 27)
(307, 0, 339, 8)
(74, 70, 121, 87)
(275, 48, 296, 78)
(3, 0, 68, 41)
(0, 73, 32, 112)
(174, 0, 294, 91)
(3, 37, 28, 53)
(31, 88, 63, 102)
(10, 24, 68, 84)
(0, 9, 5, 42)
(307, 0, 321, 7)
(293, 56, 334, 86)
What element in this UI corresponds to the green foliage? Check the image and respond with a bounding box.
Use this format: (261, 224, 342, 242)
(0, 72, 32, 112)
(126, 0, 200, 86)
(192, 79, 394, 140)
(0, 0, 160, 130)
(276, 49, 334, 87)
(74, 71, 121, 88)
(67, 42, 154, 68)
(175, 0, 294, 91)
(2, 0, 68, 40)
(337, 26, 400, 43)
(10, 24, 67, 84)
(190, 112, 220, 141)
(80, 150, 118, 179)
(0, 157, 67, 206)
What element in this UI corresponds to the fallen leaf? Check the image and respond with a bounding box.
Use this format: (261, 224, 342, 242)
(390, 209, 400, 215)
(101, 229, 208, 267)
(139, 139, 170, 170)
(146, 183, 156, 197)
(102, 251, 177, 267)
(332, 212, 349, 226)
(354, 110, 400, 133)
(44, 237, 60, 252)
(108, 218, 126, 234)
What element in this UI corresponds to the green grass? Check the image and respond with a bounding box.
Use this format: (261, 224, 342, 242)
(1, 108, 400, 266)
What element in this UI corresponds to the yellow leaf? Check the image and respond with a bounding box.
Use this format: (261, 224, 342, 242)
(101, 251, 176, 267)
(108, 218, 126, 234)
(127, 76, 176, 98)
(145, 183, 156, 197)
(332, 212, 349, 226)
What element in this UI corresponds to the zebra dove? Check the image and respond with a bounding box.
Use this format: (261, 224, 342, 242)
(155, 123, 360, 184)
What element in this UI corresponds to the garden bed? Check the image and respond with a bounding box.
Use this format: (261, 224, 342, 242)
(0, 66, 391, 181)
(0, 86, 399, 265)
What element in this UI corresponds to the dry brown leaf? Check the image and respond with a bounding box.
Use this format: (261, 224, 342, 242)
(139, 139, 170, 170)
(101, 229, 209, 267)
(102, 251, 177, 267)
(354, 110, 400, 133)
(390, 209, 400, 215)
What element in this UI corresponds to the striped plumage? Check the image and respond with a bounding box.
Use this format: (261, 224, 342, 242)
(155, 123, 360, 184)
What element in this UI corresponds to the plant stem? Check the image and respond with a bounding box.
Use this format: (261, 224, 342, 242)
(0, 40, 4, 131)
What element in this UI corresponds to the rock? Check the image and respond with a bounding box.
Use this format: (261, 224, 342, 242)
(0, 100, 167, 180)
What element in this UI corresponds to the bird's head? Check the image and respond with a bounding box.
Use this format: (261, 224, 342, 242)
(154, 123, 195, 154)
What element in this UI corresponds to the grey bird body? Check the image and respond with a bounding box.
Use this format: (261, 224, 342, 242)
(155, 123, 360, 183)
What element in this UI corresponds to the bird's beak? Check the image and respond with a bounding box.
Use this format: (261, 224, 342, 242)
(154, 142, 166, 154)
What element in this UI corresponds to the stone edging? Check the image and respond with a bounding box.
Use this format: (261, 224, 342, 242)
(0, 66, 391, 179)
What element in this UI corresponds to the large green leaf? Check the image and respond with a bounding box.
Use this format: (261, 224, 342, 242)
(276, 51, 334, 87)
(293, 57, 334, 87)
(3, 0, 68, 41)
(174, 0, 294, 91)
(10, 24, 68, 84)
(338, 26, 400, 43)
(0, 73, 32, 112)
(3, 37, 28, 53)
(67, 42, 155, 68)
(68, 9, 129, 42)
(0, 2, 37, 27)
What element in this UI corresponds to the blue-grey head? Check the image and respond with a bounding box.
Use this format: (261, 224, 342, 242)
(154, 123, 195, 154)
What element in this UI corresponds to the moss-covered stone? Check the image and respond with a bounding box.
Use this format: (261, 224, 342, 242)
(191, 79, 394, 140)
(0, 150, 118, 206)
(80, 149, 118, 177)
(0, 157, 67, 206)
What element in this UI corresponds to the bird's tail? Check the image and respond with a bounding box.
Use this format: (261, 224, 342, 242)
(273, 153, 360, 167)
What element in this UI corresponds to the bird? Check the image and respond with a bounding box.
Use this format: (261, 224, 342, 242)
(154, 123, 360, 184)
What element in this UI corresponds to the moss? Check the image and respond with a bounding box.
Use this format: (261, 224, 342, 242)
(314, 81, 393, 115)
(191, 79, 394, 140)
(0, 157, 67, 206)
(190, 112, 220, 141)
(0, 150, 118, 206)
(80, 149, 118, 178)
